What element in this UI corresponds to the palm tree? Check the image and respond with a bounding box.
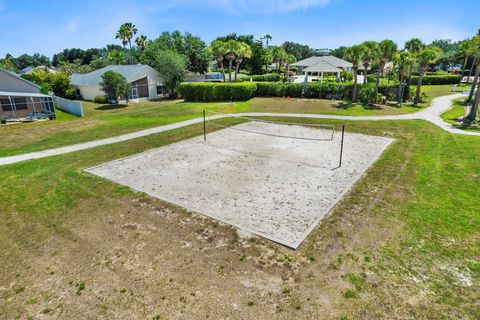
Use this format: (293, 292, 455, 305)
(123, 22, 138, 64)
(269, 46, 285, 73)
(210, 41, 228, 82)
(234, 43, 252, 81)
(345, 45, 363, 102)
(374, 40, 397, 99)
(264, 50, 273, 72)
(262, 34, 272, 48)
(404, 38, 426, 84)
(394, 51, 414, 103)
(414, 47, 442, 104)
(458, 39, 472, 84)
(465, 31, 480, 85)
(135, 35, 148, 53)
(115, 24, 129, 63)
(284, 53, 296, 79)
(465, 36, 480, 118)
(225, 40, 240, 82)
(360, 41, 379, 84)
(108, 49, 125, 65)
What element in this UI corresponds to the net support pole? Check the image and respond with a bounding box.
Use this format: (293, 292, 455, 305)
(339, 125, 345, 167)
(203, 109, 207, 142)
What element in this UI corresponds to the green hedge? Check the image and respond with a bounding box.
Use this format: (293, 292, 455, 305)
(179, 82, 257, 102)
(179, 81, 411, 102)
(256, 82, 411, 101)
(410, 75, 461, 85)
(256, 82, 354, 99)
(93, 95, 108, 104)
(368, 74, 461, 85)
(238, 73, 282, 82)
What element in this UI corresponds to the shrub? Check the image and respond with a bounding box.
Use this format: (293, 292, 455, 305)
(378, 83, 412, 101)
(179, 82, 257, 102)
(250, 73, 281, 82)
(341, 71, 354, 82)
(0, 115, 6, 124)
(358, 84, 376, 103)
(180, 81, 409, 103)
(99, 71, 131, 105)
(410, 75, 461, 85)
(377, 93, 386, 104)
(368, 74, 460, 86)
(94, 95, 108, 104)
(22, 69, 76, 98)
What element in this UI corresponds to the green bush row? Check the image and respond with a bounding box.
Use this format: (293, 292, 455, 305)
(179, 81, 411, 102)
(256, 82, 411, 101)
(237, 73, 282, 82)
(367, 74, 461, 85)
(178, 82, 257, 102)
(94, 95, 108, 104)
(410, 75, 461, 85)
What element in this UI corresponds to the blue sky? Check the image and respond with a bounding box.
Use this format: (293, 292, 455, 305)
(0, 0, 478, 57)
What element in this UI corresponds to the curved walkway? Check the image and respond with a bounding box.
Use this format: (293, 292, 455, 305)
(1, 93, 478, 167)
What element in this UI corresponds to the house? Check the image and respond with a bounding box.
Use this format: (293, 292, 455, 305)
(19, 66, 58, 75)
(70, 65, 167, 101)
(0, 67, 55, 120)
(292, 52, 353, 83)
(19, 66, 35, 74)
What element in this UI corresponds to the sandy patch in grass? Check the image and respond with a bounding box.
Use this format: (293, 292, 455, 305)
(86, 121, 393, 248)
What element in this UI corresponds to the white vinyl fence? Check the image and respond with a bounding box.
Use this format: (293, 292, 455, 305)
(53, 96, 84, 117)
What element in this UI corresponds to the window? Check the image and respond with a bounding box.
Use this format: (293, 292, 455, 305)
(13, 97, 28, 110)
(0, 98, 12, 111)
(156, 85, 168, 95)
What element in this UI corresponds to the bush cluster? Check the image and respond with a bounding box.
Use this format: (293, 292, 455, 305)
(256, 82, 356, 100)
(179, 82, 257, 102)
(367, 74, 460, 86)
(410, 75, 461, 85)
(180, 81, 411, 102)
(246, 73, 282, 82)
(94, 95, 108, 104)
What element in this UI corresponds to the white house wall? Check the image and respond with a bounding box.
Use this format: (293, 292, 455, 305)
(129, 67, 166, 100)
(78, 86, 105, 101)
(73, 66, 167, 101)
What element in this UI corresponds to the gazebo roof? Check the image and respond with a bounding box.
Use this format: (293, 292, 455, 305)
(292, 55, 352, 68)
(303, 61, 342, 73)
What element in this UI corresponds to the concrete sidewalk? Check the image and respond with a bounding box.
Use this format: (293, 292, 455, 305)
(0, 93, 478, 167)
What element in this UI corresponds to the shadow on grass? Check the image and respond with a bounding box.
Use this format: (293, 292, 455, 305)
(95, 104, 128, 111)
(336, 102, 384, 110)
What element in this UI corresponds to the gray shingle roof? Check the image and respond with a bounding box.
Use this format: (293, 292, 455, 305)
(303, 61, 342, 73)
(0, 68, 40, 89)
(70, 65, 154, 86)
(291, 55, 352, 68)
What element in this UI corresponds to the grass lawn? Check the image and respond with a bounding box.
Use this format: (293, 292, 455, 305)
(0, 115, 478, 318)
(0, 85, 457, 157)
(441, 98, 480, 132)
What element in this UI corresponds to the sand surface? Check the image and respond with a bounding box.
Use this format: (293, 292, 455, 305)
(86, 121, 393, 248)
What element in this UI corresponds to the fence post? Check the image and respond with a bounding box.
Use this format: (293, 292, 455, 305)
(339, 125, 345, 168)
(203, 109, 206, 142)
